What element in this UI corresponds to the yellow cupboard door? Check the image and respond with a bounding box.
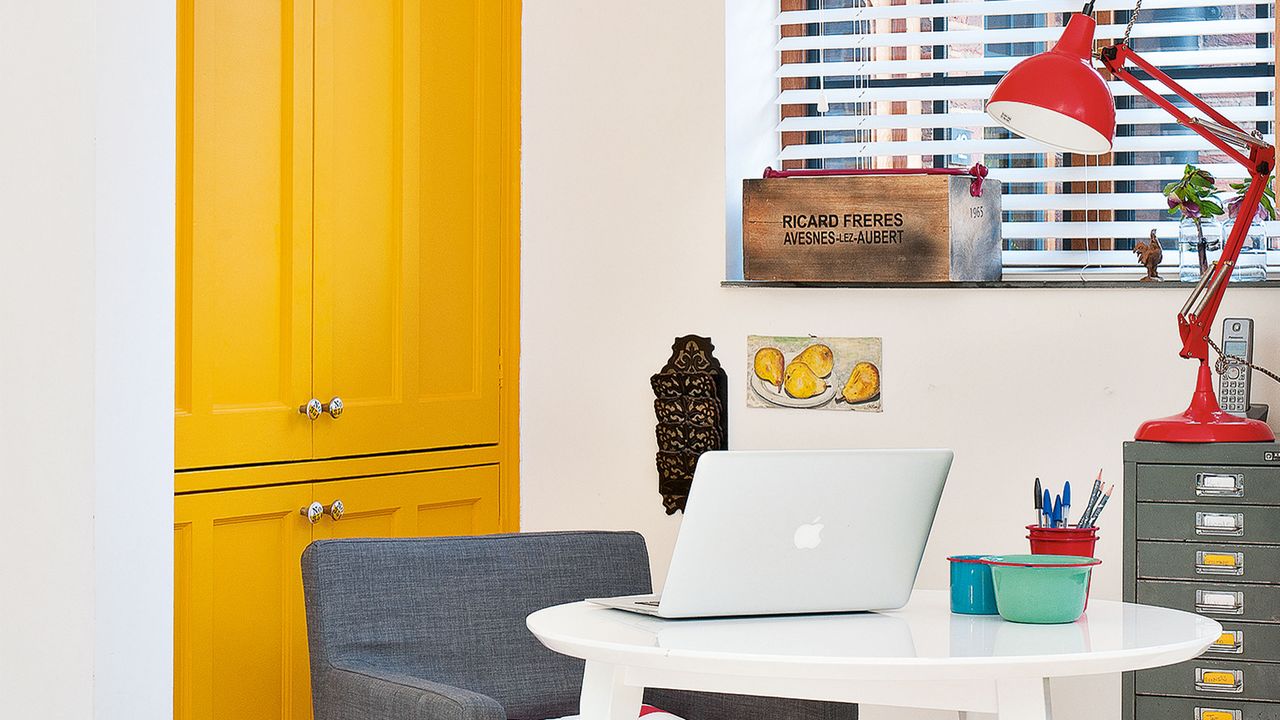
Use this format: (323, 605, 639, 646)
(311, 0, 508, 458)
(174, 485, 316, 720)
(312, 465, 501, 540)
(175, 0, 315, 469)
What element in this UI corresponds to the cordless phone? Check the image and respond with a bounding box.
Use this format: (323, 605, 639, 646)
(1218, 317, 1254, 417)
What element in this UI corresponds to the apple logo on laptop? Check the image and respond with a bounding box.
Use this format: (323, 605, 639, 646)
(793, 517, 824, 549)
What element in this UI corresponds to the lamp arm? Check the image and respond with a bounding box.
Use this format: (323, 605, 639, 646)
(1178, 173, 1270, 359)
(1098, 42, 1275, 362)
(1100, 44, 1259, 168)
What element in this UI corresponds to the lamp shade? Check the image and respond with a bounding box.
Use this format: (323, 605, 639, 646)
(986, 14, 1116, 155)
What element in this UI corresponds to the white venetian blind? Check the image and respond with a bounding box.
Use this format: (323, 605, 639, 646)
(774, 0, 1276, 269)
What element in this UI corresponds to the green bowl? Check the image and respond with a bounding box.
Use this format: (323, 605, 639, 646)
(983, 554, 1101, 624)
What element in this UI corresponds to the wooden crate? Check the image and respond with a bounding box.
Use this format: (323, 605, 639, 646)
(742, 174, 1003, 282)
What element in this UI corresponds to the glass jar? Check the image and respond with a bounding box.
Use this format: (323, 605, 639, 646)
(1178, 217, 1223, 283)
(1222, 215, 1268, 282)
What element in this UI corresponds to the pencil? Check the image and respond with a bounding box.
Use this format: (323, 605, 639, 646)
(1088, 485, 1113, 528)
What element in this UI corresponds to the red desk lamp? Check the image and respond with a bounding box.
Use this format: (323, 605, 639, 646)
(987, 0, 1276, 443)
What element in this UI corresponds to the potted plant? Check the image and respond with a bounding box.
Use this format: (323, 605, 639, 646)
(1164, 164, 1224, 281)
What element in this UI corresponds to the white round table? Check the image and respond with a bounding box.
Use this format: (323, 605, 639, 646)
(527, 590, 1221, 720)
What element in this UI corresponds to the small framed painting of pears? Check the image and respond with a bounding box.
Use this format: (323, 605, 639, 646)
(747, 335, 882, 412)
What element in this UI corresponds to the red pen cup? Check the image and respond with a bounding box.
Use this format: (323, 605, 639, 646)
(1026, 525, 1100, 608)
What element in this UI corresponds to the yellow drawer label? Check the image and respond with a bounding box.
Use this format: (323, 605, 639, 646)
(1202, 671, 1238, 686)
(1200, 711, 1236, 720)
(1215, 632, 1237, 647)
(1203, 554, 1238, 567)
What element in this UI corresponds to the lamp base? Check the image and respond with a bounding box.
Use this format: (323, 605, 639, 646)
(1135, 361, 1275, 443)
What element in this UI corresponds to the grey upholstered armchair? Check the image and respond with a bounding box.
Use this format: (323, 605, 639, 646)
(301, 531, 858, 720)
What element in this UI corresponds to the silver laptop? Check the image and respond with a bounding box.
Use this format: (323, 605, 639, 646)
(589, 448, 953, 618)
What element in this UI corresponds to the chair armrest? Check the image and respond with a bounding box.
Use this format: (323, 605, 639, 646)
(645, 689, 857, 720)
(312, 661, 508, 720)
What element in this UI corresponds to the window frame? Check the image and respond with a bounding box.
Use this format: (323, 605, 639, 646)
(724, 0, 1280, 283)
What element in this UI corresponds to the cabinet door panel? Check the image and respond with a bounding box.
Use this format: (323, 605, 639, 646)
(312, 0, 503, 458)
(312, 465, 501, 540)
(176, 0, 314, 468)
(174, 484, 315, 720)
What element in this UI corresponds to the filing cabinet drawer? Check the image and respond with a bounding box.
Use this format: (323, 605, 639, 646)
(1137, 659, 1280, 703)
(1136, 465, 1280, 505)
(1139, 542, 1280, 584)
(1137, 503, 1280, 545)
(1138, 580, 1280, 624)
(1200, 622, 1280, 663)
(1136, 695, 1280, 720)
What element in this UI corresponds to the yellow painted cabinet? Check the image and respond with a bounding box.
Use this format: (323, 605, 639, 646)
(174, 467, 501, 720)
(177, 0, 509, 468)
(176, 1, 518, 717)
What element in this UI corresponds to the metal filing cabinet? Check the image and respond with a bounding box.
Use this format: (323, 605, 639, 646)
(1124, 441, 1280, 720)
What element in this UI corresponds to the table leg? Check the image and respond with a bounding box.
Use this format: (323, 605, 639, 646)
(994, 678, 1052, 720)
(580, 661, 644, 720)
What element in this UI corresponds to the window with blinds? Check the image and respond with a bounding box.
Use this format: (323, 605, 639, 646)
(774, 0, 1276, 274)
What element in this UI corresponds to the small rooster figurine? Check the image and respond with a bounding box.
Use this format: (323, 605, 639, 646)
(1134, 230, 1163, 282)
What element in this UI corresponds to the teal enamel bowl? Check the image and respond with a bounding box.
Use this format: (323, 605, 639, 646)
(982, 554, 1101, 624)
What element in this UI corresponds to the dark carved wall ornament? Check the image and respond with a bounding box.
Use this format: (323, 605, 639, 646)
(651, 335, 729, 514)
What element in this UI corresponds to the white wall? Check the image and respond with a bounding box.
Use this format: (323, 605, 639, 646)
(93, 2, 176, 718)
(522, 2, 1280, 719)
(0, 3, 174, 717)
(0, 4, 98, 715)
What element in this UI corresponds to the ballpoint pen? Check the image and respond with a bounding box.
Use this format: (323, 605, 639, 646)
(1035, 478, 1043, 527)
(1063, 481, 1072, 527)
(1052, 495, 1062, 529)
(1043, 489, 1052, 527)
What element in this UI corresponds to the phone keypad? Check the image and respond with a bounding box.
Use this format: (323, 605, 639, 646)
(1220, 371, 1249, 414)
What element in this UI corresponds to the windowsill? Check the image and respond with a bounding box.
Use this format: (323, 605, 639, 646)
(723, 264, 1280, 288)
(723, 277, 1280, 289)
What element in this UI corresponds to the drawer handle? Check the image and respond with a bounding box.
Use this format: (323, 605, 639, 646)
(1196, 512, 1244, 537)
(322, 396, 344, 419)
(1196, 590, 1244, 615)
(1197, 708, 1242, 720)
(1195, 668, 1244, 693)
(299, 398, 323, 420)
(1197, 473, 1245, 498)
(300, 502, 324, 524)
(1208, 630, 1244, 655)
(1196, 551, 1244, 576)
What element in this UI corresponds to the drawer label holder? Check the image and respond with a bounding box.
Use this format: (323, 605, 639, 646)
(1208, 630, 1244, 655)
(1197, 473, 1245, 498)
(1196, 512, 1245, 537)
(1197, 708, 1242, 720)
(1196, 590, 1245, 616)
(1196, 668, 1244, 693)
(1196, 551, 1245, 576)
